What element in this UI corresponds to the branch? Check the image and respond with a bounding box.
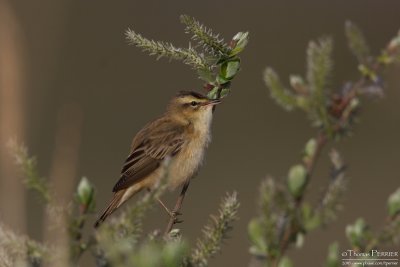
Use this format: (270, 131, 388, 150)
(126, 29, 211, 72)
(255, 23, 400, 267)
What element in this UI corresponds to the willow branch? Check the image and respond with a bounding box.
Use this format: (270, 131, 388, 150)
(276, 56, 390, 262)
(277, 132, 327, 262)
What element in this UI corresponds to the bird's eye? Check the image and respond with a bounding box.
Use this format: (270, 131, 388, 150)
(190, 101, 197, 106)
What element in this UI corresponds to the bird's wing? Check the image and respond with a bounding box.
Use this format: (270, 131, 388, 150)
(112, 119, 185, 192)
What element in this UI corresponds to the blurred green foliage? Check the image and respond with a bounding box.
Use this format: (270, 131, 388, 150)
(249, 21, 400, 267)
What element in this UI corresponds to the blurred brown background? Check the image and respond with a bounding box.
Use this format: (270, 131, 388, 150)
(0, 0, 399, 266)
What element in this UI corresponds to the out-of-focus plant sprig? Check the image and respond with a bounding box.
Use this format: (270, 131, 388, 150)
(0, 221, 48, 267)
(325, 188, 400, 267)
(264, 21, 400, 138)
(126, 15, 249, 100)
(6, 141, 97, 266)
(7, 139, 51, 203)
(345, 189, 400, 252)
(94, 160, 171, 267)
(186, 192, 239, 267)
(248, 146, 347, 267)
(250, 21, 400, 267)
(93, 190, 239, 267)
(92, 129, 239, 266)
(69, 177, 96, 263)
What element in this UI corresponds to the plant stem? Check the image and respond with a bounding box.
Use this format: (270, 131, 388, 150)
(275, 66, 384, 263)
(277, 132, 327, 264)
(71, 203, 89, 263)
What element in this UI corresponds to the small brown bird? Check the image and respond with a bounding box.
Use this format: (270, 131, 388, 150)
(94, 91, 221, 227)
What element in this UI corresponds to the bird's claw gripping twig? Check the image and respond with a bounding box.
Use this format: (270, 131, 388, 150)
(172, 211, 182, 217)
(173, 218, 184, 224)
(171, 210, 184, 224)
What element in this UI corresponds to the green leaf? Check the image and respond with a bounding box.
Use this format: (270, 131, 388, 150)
(207, 86, 220, 99)
(197, 68, 214, 82)
(326, 242, 340, 267)
(219, 88, 230, 98)
(287, 164, 308, 198)
(345, 218, 368, 248)
(295, 233, 305, 248)
(207, 85, 230, 100)
(302, 203, 321, 231)
(248, 218, 267, 255)
(387, 187, 400, 217)
(226, 60, 240, 79)
(220, 59, 240, 81)
(264, 67, 297, 111)
(278, 256, 293, 267)
(230, 32, 249, 56)
(345, 21, 371, 63)
(76, 177, 95, 210)
(216, 74, 230, 84)
(303, 138, 317, 162)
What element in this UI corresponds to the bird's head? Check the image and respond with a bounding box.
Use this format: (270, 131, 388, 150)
(167, 91, 221, 122)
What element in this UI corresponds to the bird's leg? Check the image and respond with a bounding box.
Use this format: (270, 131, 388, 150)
(164, 180, 190, 236)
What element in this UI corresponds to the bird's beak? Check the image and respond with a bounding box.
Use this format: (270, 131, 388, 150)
(202, 99, 222, 106)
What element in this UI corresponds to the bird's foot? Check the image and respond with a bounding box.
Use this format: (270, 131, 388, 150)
(171, 210, 183, 224)
(173, 217, 184, 224)
(171, 210, 182, 217)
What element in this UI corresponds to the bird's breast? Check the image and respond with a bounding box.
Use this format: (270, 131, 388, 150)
(168, 127, 211, 189)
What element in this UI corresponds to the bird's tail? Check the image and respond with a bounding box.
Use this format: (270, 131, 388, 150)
(94, 191, 125, 228)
